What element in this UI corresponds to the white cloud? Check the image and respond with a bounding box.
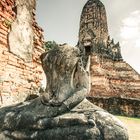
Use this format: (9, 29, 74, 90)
(120, 26, 139, 39)
(135, 39, 140, 48)
(122, 11, 140, 26)
(120, 10, 140, 73)
(120, 11, 140, 42)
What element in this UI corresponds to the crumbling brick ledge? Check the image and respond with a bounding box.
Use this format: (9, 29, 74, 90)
(87, 96, 140, 117)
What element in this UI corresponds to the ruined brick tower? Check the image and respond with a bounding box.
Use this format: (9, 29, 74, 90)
(79, 0, 140, 117)
(79, 0, 122, 61)
(79, 0, 108, 45)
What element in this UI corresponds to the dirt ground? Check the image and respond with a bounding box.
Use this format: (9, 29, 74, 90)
(117, 116, 140, 140)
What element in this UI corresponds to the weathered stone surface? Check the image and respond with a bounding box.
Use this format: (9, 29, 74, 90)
(40, 44, 90, 106)
(9, 0, 35, 61)
(40, 44, 90, 110)
(0, 44, 128, 140)
(0, 98, 128, 140)
(0, 0, 44, 106)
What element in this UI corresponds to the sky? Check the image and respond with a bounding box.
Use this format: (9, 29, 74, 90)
(36, 0, 140, 73)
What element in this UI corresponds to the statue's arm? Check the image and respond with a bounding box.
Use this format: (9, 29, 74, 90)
(62, 56, 90, 110)
(85, 55, 91, 72)
(63, 87, 87, 110)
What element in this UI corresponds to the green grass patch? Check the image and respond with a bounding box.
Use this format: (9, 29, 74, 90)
(117, 115, 140, 122)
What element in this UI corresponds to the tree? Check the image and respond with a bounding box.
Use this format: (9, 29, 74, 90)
(44, 41, 58, 51)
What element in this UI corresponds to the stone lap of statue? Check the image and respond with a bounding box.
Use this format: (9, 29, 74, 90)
(0, 44, 129, 140)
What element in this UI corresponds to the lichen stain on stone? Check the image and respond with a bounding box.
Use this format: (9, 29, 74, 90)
(9, 0, 36, 62)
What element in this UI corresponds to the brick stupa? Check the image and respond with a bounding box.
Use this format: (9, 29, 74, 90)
(78, 0, 140, 116)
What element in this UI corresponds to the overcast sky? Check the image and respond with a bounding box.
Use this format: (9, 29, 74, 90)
(36, 0, 140, 73)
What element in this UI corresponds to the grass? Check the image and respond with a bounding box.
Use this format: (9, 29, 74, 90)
(116, 116, 140, 140)
(117, 115, 140, 121)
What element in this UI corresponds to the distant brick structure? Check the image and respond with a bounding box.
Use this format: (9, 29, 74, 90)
(79, 0, 108, 45)
(0, 0, 44, 106)
(79, 0, 140, 99)
(79, 0, 140, 117)
(79, 0, 122, 61)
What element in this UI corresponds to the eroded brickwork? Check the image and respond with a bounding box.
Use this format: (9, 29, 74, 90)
(79, 0, 108, 44)
(79, 0, 140, 99)
(88, 97, 140, 117)
(0, 0, 44, 106)
(90, 54, 140, 98)
(78, 0, 122, 61)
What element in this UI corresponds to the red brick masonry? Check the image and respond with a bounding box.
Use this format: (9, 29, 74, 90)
(0, 0, 44, 106)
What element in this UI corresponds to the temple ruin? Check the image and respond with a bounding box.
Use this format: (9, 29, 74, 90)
(78, 0, 122, 61)
(78, 0, 140, 117)
(0, 0, 44, 106)
(0, 0, 140, 117)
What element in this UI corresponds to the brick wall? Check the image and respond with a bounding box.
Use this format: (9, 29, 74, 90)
(88, 97, 140, 117)
(89, 54, 140, 99)
(0, 0, 44, 106)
